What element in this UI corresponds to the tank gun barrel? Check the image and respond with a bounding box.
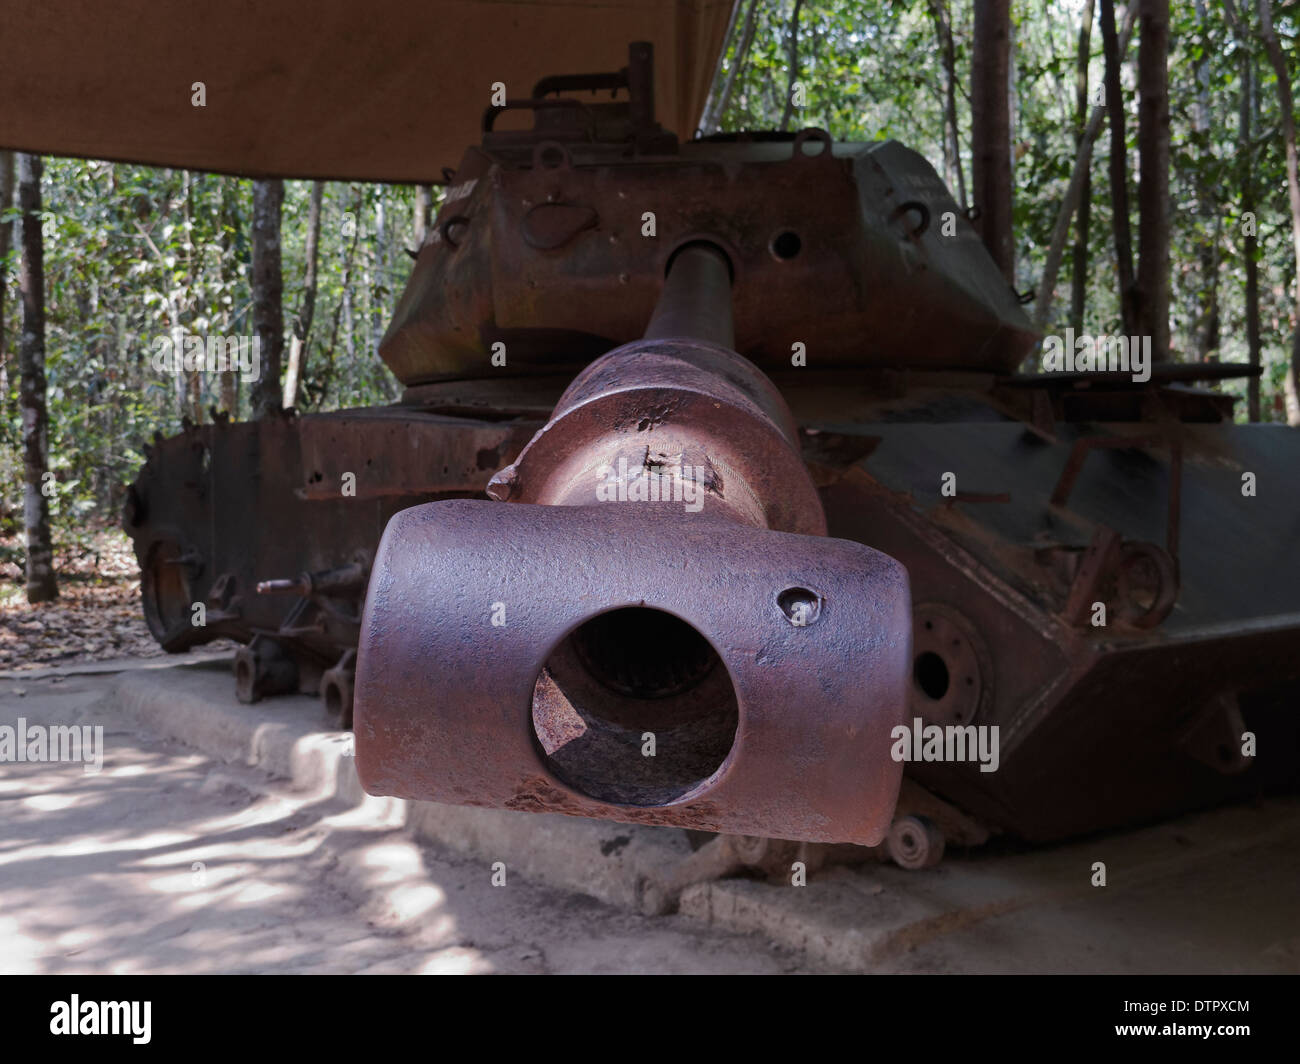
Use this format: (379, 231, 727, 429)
(350, 238, 913, 845)
(643, 242, 735, 349)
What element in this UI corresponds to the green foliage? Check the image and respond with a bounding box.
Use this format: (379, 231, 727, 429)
(0, 165, 439, 533)
(2, 0, 1298, 542)
(714, 0, 1300, 420)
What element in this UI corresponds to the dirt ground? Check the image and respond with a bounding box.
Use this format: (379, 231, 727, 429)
(0, 530, 183, 672)
(2, 540, 1297, 975)
(0, 671, 808, 974)
(0, 534, 807, 974)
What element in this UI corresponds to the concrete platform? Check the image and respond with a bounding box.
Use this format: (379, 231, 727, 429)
(104, 660, 1300, 973)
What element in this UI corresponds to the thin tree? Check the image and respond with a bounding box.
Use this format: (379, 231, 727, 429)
(413, 184, 433, 249)
(1226, 0, 1300, 423)
(1033, 4, 1138, 329)
(1135, 0, 1171, 360)
(929, 0, 967, 208)
(320, 188, 364, 409)
(0, 151, 14, 406)
(779, 0, 806, 132)
(696, 0, 746, 133)
(218, 176, 241, 415)
(283, 180, 323, 408)
(370, 187, 387, 356)
(1100, 0, 1137, 334)
(1240, 40, 1262, 421)
(250, 178, 285, 418)
(971, 0, 1014, 283)
(1070, 0, 1095, 335)
(17, 153, 57, 602)
(1192, 0, 1220, 362)
(1256, 0, 1300, 423)
(179, 171, 205, 422)
(704, 0, 762, 133)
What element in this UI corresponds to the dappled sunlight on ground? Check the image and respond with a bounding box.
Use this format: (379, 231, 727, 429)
(0, 528, 236, 673)
(0, 671, 800, 974)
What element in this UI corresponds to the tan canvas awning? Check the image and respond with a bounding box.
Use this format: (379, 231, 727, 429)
(0, 0, 734, 182)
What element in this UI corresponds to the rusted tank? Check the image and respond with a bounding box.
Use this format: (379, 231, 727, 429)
(125, 44, 1300, 864)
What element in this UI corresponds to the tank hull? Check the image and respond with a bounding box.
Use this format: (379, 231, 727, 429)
(126, 374, 1300, 841)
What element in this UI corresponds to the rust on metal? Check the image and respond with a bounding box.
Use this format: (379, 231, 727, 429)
(124, 45, 1300, 856)
(353, 501, 912, 844)
(353, 238, 913, 844)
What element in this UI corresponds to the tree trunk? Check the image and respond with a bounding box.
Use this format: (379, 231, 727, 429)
(971, 0, 1014, 283)
(283, 180, 323, 408)
(1033, 5, 1137, 330)
(372, 189, 387, 355)
(1240, 45, 1262, 421)
(181, 170, 203, 422)
(1192, 0, 1219, 362)
(132, 212, 189, 419)
(1257, 0, 1300, 424)
(1135, 0, 1171, 360)
(929, 0, 967, 208)
(250, 178, 284, 418)
(779, 0, 805, 132)
(1100, 0, 1137, 334)
(413, 183, 433, 249)
(219, 177, 240, 415)
(1070, 0, 1095, 335)
(343, 282, 355, 364)
(17, 153, 57, 603)
(696, 0, 744, 133)
(321, 189, 364, 408)
(0, 151, 14, 410)
(706, 0, 761, 133)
